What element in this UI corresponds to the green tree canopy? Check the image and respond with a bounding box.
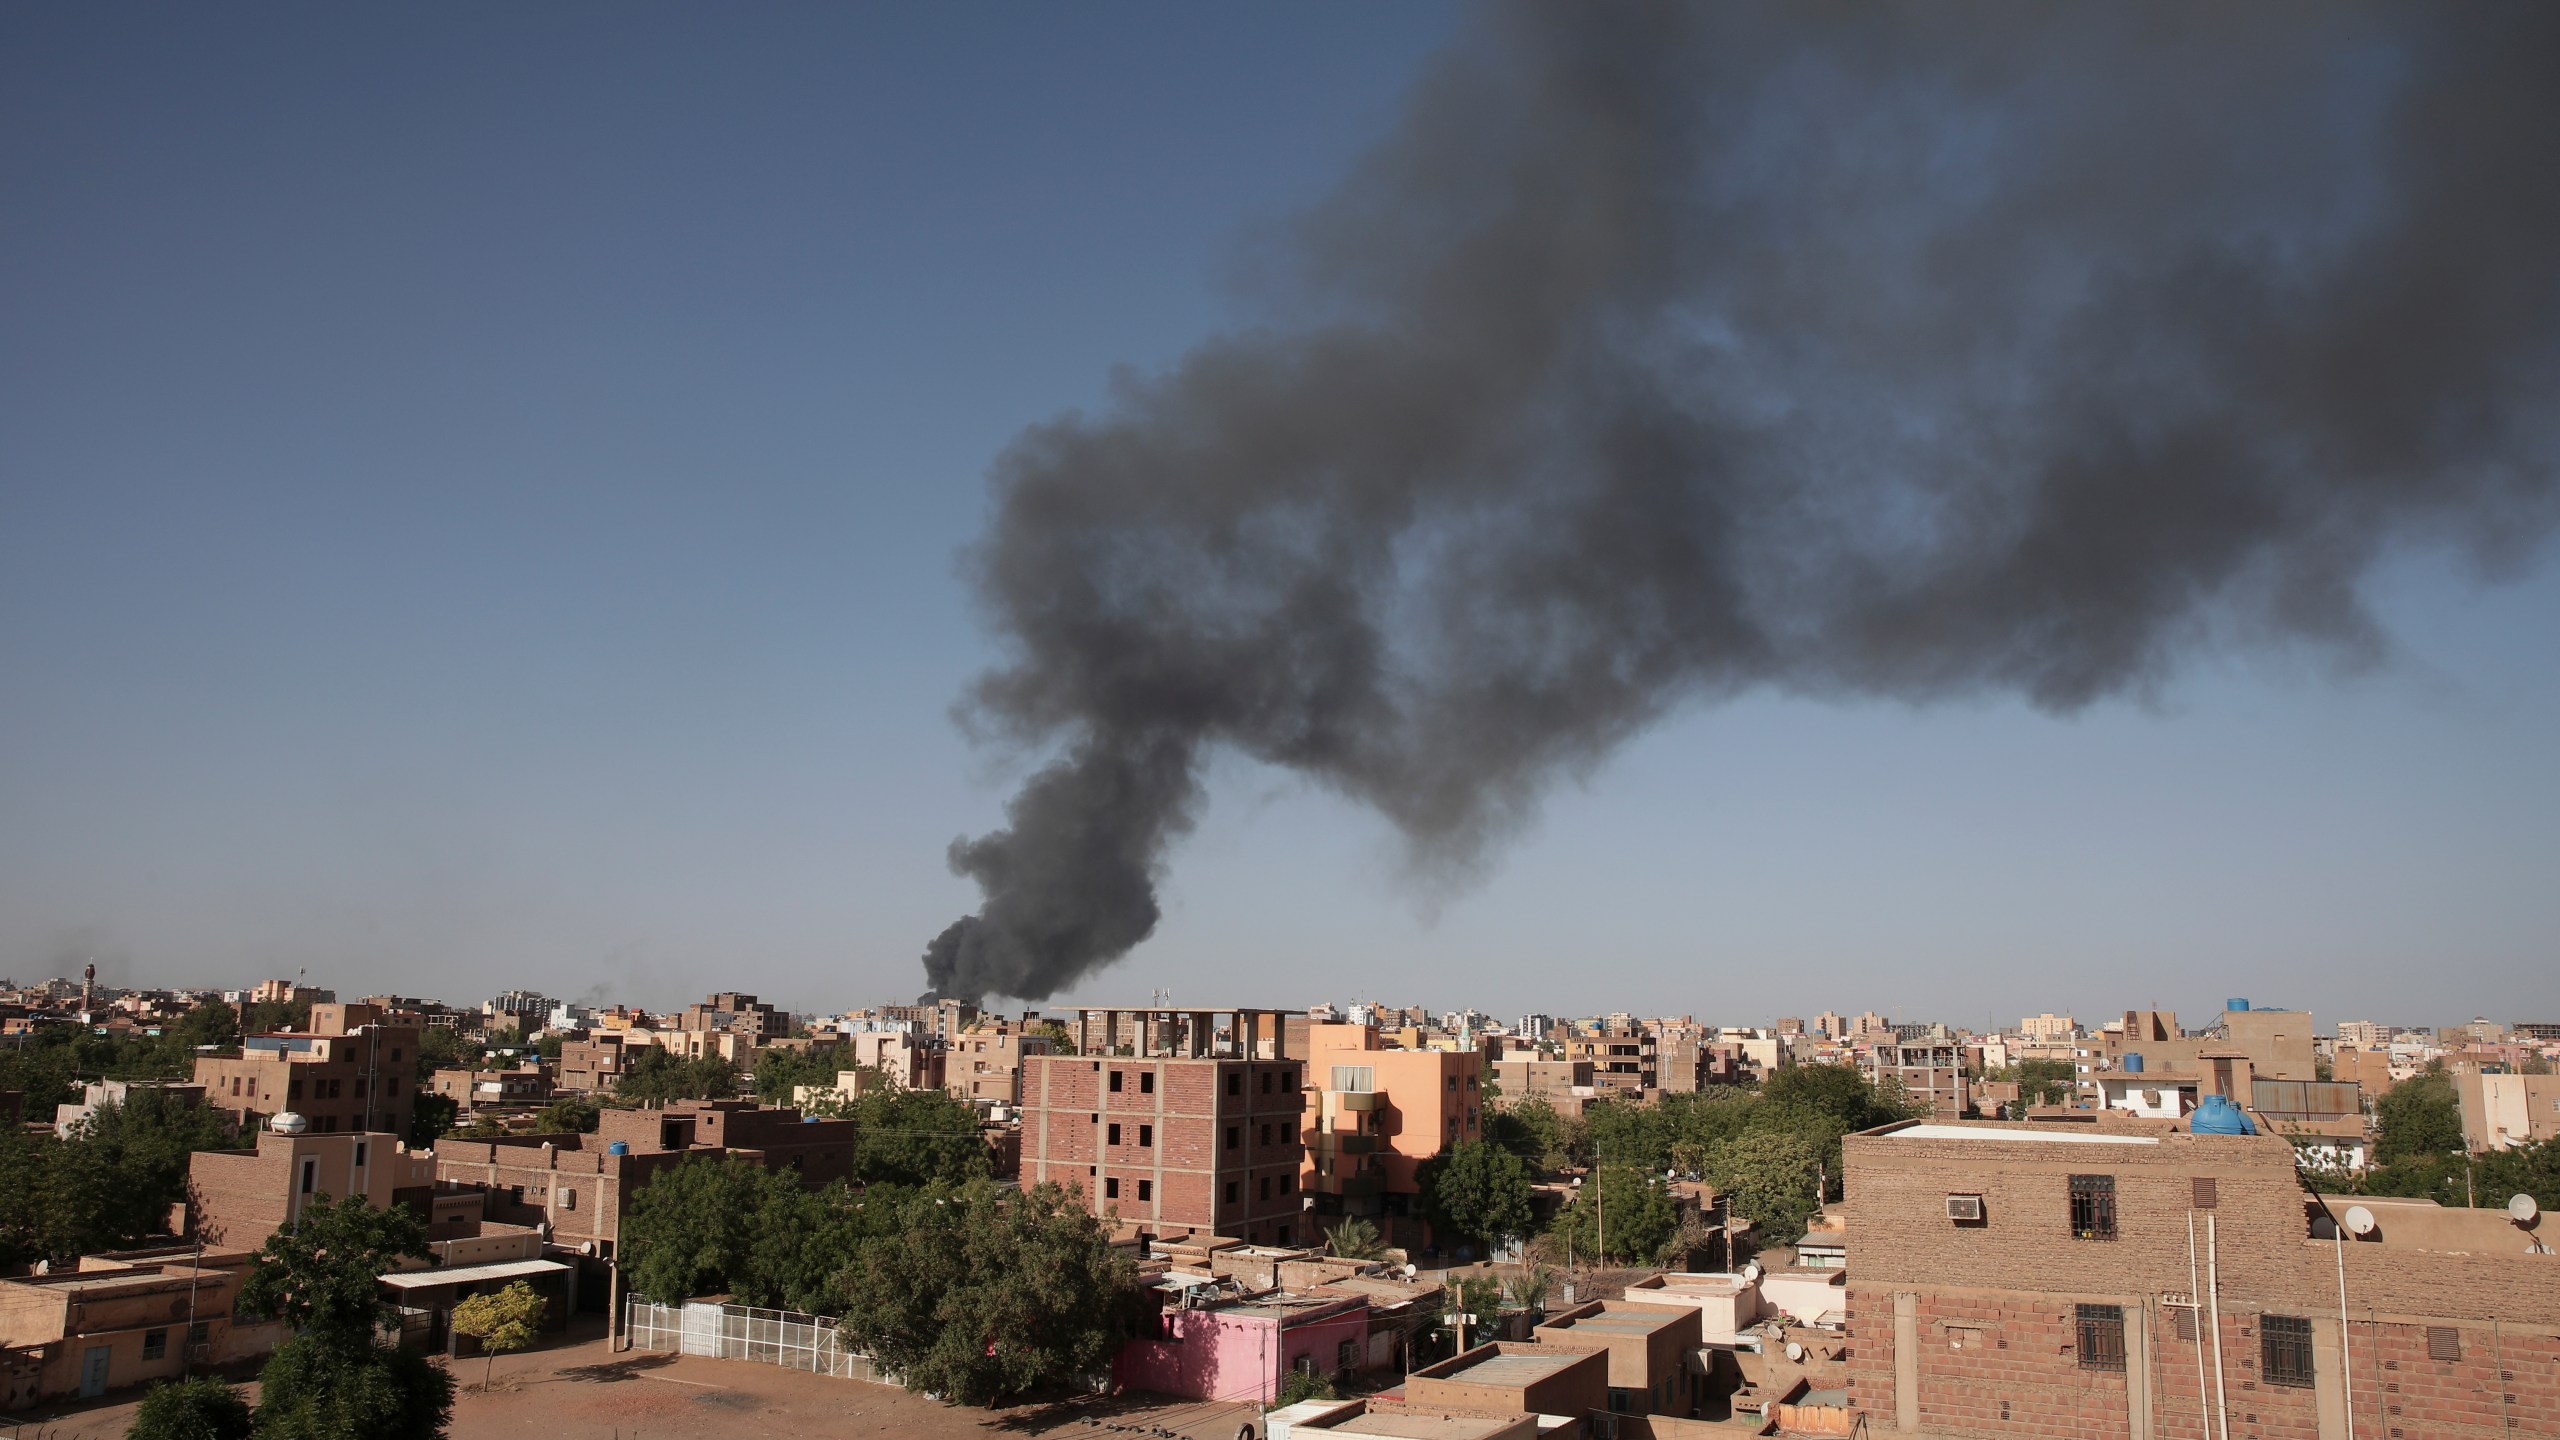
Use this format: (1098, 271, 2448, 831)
(2373, 1072, 2464, 1165)
(620, 1156, 895, 1313)
(532, 1097, 599, 1134)
(448, 1281, 546, 1390)
(844, 1084, 991, 1188)
(836, 1180, 1141, 1405)
(1548, 1164, 1676, 1267)
(1416, 1140, 1537, 1253)
(752, 1046, 844, 1103)
(237, 1193, 432, 1343)
(613, 1048, 738, 1106)
(128, 1376, 254, 1440)
(251, 1336, 452, 1440)
(1703, 1128, 1823, 1245)
(2014, 1059, 2076, 1107)
(1483, 1097, 1576, 1172)
(1324, 1216, 1384, 1260)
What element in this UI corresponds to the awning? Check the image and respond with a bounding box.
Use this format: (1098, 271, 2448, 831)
(380, 1259, 571, 1291)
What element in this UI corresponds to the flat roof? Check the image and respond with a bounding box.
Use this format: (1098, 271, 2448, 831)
(1885, 1123, 2159, 1146)
(1447, 1351, 1582, 1386)
(380, 1258, 570, 1291)
(1547, 1311, 1682, 1336)
(1316, 1415, 1527, 1439)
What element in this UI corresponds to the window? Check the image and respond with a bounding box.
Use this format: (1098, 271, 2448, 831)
(1275, 1223, 1291, 1245)
(1332, 1066, 1376, 1093)
(2069, 1174, 2118, 1240)
(2262, 1315, 2315, 1387)
(1228, 1073, 1242, 1097)
(188, 1322, 210, 1347)
(1337, 1338, 1358, 1371)
(1281, 1173, 1293, 1193)
(390, 1048, 401, 1061)
(1109, 1124, 1122, 1145)
(1225, 1181, 1239, 1204)
(2426, 1326, 2462, 1362)
(1261, 1072, 1273, 1094)
(1109, 1070, 1123, 1092)
(1140, 1072, 1155, 1094)
(288, 1079, 303, 1100)
(1259, 1177, 1271, 1200)
(1137, 1180, 1152, 1202)
(1138, 1125, 1152, 1147)
(1105, 1178, 1120, 1199)
(143, 1328, 168, 1361)
(2076, 1305, 2126, 1371)
(2172, 1307, 2197, 1341)
(1259, 1123, 1271, 1145)
(299, 1158, 317, 1195)
(1226, 1126, 1240, 1150)
(354, 1142, 367, 1167)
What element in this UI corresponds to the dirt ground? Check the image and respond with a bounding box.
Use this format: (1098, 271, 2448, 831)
(2, 1322, 1268, 1440)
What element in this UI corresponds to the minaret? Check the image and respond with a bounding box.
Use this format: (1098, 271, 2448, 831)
(81, 961, 95, 1017)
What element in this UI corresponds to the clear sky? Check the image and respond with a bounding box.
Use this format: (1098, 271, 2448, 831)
(4, 4, 2554, 1029)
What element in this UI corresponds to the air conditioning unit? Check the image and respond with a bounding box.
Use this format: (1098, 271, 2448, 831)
(1946, 1194, 1985, 1222)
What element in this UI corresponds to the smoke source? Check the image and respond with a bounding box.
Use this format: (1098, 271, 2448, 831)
(922, 2, 2560, 1004)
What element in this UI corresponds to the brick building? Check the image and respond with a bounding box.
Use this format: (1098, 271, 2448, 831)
(676, 992, 783, 1047)
(1839, 1116, 2560, 1439)
(193, 1004, 419, 1137)
(2456, 1070, 2560, 1152)
(188, 1127, 440, 1249)
(1022, 1007, 1306, 1245)
(1864, 1037, 1970, 1121)
(1562, 1028, 1652, 1096)
(430, 1065, 555, 1114)
(0, 1249, 280, 1406)
(556, 1031, 647, 1094)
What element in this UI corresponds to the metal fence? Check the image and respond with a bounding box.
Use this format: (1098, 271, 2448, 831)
(623, 1298, 880, 1380)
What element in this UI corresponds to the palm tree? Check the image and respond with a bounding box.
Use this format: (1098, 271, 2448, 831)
(1325, 1216, 1385, 1260)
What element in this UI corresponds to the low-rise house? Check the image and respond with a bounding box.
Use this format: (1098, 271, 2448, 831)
(1396, 1342, 1608, 1426)
(187, 1127, 439, 1251)
(0, 1249, 281, 1405)
(430, 1065, 555, 1113)
(1531, 1299, 1705, 1418)
(1113, 1279, 1372, 1403)
(52, 1080, 209, 1138)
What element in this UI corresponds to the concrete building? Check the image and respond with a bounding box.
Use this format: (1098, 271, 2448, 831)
(1112, 1285, 1371, 1404)
(1863, 1038, 1969, 1121)
(2456, 1070, 2560, 1152)
(193, 1005, 419, 1137)
(1300, 1023, 1484, 1248)
(1400, 1343, 1609, 1424)
(1839, 1116, 2560, 1439)
(1532, 1299, 1707, 1417)
(2021, 1013, 2079, 1043)
(52, 1080, 208, 1139)
(0, 1249, 280, 1406)
(1021, 1007, 1306, 1245)
(187, 1127, 439, 1249)
(675, 992, 784, 1047)
(945, 1015, 1053, 1107)
(430, 1065, 555, 1114)
(847, 1030, 946, 1091)
(556, 1030, 648, 1094)
(1561, 1029, 1651, 1096)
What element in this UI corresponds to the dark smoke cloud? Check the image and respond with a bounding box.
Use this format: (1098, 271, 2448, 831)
(922, 2, 2560, 1004)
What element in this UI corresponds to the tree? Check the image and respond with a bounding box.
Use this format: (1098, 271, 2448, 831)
(174, 1002, 242, 1053)
(407, 1094, 457, 1148)
(1271, 1368, 1338, 1409)
(752, 1046, 842, 1104)
(236, 1194, 451, 1440)
(846, 1085, 990, 1188)
(1703, 1129, 1822, 1246)
(2014, 1059, 2076, 1107)
(836, 1180, 1140, 1405)
(1506, 1266, 1553, 1315)
(619, 1155, 778, 1304)
(613, 1049, 737, 1105)
(128, 1376, 254, 1440)
(447, 1281, 546, 1391)
(1549, 1165, 1675, 1266)
(2373, 1072, 2464, 1165)
(1028, 1019, 1078, 1056)
(532, 1097, 599, 1134)
(1416, 1141, 1536, 1253)
(1484, 1097, 1575, 1172)
(1325, 1216, 1384, 1260)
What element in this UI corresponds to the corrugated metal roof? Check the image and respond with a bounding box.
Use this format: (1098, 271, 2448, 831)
(380, 1258, 571, 1290)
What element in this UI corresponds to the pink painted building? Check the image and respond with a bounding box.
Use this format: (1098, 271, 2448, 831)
(1112, 1291, 1370, 1404)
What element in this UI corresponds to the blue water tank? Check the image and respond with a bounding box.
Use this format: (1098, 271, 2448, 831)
(2190, 1094, 2257, 1135)
(607, 1140, 631, 1155)
(803, 1114, 819, 1123)
(2227, 998, 2251, 1012)
(2124, 1053, 2145, 1074)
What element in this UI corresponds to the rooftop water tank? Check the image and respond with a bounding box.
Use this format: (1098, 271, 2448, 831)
(606, 1140, 631, 1155)
(270, 1111, 309, 1135)
(2124, 1053, 2145, 1074)
(2190, 1094, 2257, 1135)
(2227, 998, 2251, 1012)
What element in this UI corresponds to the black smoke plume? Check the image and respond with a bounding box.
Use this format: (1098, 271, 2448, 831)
(922, 2, 2560, 1004)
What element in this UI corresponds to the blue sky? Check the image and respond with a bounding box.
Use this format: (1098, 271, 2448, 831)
(4, 5, 2554, 1028)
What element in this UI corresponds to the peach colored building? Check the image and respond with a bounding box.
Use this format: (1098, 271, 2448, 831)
(1300, 1023, 1483, 1249)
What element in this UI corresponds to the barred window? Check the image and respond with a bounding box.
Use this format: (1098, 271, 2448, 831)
(2262, 1314, 2315, 1387)
(2172, 1306, 2197, 1341)
(2069, 1174, 2118, 1240)
(2426, 1326, 2461, 1362)
(2077, 1305, 2126, 1371)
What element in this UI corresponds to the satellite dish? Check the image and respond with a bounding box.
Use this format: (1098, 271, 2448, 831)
(2511, 1194, 2540, 1224)
(2343, 1205, 2377, 1236)
(270, 1112, 309, 1135)
(1785, 1340, 1805, 1362)
(1741, 1261, 1763, 1283)
(1403, 1263, 1418, 1279)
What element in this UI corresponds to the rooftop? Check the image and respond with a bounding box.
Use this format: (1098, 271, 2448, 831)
(1443, 1351, 1583, 1386)
(1884, 1122, 2160, 1146)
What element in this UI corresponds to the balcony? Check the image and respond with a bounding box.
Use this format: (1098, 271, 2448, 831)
(1337, 1090, 1383, 1112)
(1309, 1171, 1383, 1199)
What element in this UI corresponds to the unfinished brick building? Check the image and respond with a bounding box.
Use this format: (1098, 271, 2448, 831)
(192, 1002, 419, 1137)
(1023, 1007, 1306, 1245)
(1841, 1117, 2560, 1439)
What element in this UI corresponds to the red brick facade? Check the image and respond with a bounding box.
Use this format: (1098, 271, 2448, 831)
(1023, 1055, 1307, 1244)
(1840, 1121, 2560, 1439)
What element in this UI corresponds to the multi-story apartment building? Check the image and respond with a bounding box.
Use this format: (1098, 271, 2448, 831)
(193, 1003, 419, 1137)
(2020, 1012, 2078, 1042)
(1021, 1007, 1306, 1246)
(848, 1030, 945, 1091)
(250, 978, 333, 1006)
(430, 1066, 554, 1114)
(556, 1030, 648, 1093)
(1300, 1023, 1484, 1247)
(188, 1125, 440, 1248)
(1839, 1116, 2560, 1440)
(675, 992, 783, 1047)
(1561, 1029, 1651, 1096)
(944, 1016, 1052, 1107)
(1646, 1018, 1712, 1093)
(876, 997, 983, 1043)
(2335, 1019, 2390, 1046)
(1861, 1038, 1968, 1121)
(1490, 1057, 1596, 1109)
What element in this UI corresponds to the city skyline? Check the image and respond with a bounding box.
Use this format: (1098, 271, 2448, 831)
(5, 5, 2557, 1024)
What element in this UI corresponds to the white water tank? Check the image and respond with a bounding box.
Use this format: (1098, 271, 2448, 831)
(270, 1111, 309, 1135)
